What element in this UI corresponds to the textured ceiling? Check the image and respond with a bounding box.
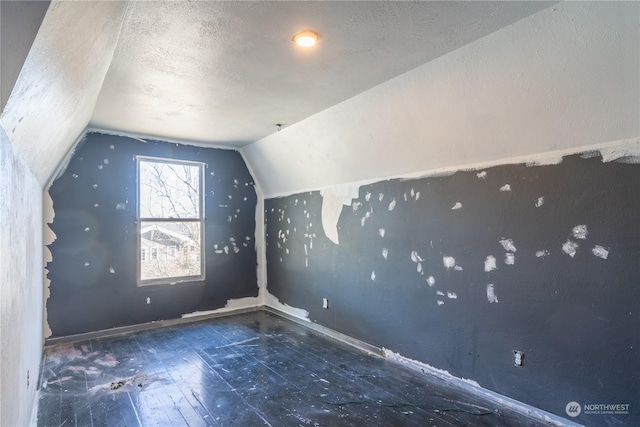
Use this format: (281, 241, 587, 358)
(90, 1, 552, 147)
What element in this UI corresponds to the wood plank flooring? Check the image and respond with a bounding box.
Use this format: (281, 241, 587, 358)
(36, 311, 552, 426)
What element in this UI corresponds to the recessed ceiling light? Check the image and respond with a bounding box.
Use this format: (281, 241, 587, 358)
(292, 30, 318, 47)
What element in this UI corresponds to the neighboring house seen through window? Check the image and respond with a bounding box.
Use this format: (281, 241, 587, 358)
(167, 245, 177, 259)
(137, 157, 205, 285)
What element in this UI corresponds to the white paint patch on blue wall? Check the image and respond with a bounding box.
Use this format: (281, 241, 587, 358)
(320, 184, 361, 245)
(572, 225, 588, 240)
(486, 284, 498, 303)
(484, 255, 497, 272)
(499, 238, 517, 252)
(562, 240, 579, 258)
(505, 253, 515, 265)
(592, 245, 609, 259)
(265, 292, 310, 322)
(1, 126, 44, 427)
(597, 138, 640, 163)
(443, 256, 456, 269)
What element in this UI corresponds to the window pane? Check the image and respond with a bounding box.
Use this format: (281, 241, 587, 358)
(140, 161, 200, 218)
(140, 221, 201, 281)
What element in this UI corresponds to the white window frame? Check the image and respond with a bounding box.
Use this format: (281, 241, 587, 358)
(137, 156, 205, 286)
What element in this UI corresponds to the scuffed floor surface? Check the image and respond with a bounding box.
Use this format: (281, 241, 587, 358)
(36, 311, 552, 426)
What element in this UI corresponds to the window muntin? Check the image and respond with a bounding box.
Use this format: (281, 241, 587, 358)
(137, 157, 205, 285)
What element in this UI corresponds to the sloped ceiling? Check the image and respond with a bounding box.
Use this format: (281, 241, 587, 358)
(90, 1, 551, 146)
(0, 0, 50, 111)
(244, 1, 640, 196)
(1, 0, 552, 187)
(0, 1, 129, 186)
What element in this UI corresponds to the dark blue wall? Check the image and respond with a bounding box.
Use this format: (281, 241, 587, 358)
(47, 133, 258, 337)
(265, 153, 639, 426)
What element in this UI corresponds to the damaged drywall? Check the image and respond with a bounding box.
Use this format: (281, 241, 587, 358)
(265, 292, 310, 322)
(45, 133, 258, 337)
(381, 349, 575, 427)
(0, 125, 44, 427)
(43, 191, 55, 338)
(264, 142, 640, 426)
(181, 296, 261, 319)
(320, 185, 360, 245)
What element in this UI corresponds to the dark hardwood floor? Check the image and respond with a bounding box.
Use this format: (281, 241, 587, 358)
(36, 311, 552, 426)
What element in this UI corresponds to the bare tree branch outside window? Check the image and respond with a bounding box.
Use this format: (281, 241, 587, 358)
(137, 158, 204, 284)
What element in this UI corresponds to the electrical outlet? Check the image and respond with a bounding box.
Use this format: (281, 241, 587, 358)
(146, 297, 151, 305)
(27, 370, 30, 388)
(322, 298, 329, 309)
(513, 350, 524, 367)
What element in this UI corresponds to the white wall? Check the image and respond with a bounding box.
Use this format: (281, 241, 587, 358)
(0, 0, 129, 186)
(0, 124, 44, 426)
(242, 1, 640, 197)
(0, 3, 130, 422)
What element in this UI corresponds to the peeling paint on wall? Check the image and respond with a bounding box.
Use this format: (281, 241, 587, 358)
(499, 238, 517, 252)
(43, 191, 56, 338)
(382, 348, 480, 388)
(562, 240, 579, 258)
(484, 255, 497, 272)
(442, 256, 456, 269)
(45, 133, 258, 337)
(535, 250, 549, 258)
(594, 138, 640, 163)
(486, 284, 499, 303)
(592, 245, 609, 260)
(181, 296, 261, 319)
(264, 146, 639, 423)
(265, 292, 310, 321)
(320, 184, 360, 245)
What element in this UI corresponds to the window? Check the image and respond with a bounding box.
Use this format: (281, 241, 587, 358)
(167, 245, 177, 259)
(137, 157, 205, 285)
